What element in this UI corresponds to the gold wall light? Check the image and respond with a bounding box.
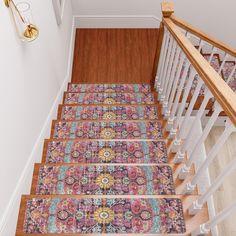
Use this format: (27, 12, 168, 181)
(4, 0, 39, 42)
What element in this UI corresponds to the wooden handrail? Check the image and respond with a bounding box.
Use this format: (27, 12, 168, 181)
(170, 15, 236, 58)
(163, 17, 236, 126)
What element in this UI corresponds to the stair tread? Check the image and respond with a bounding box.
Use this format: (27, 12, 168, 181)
(67, 83, 151, 93)
(42, 140, 168, 164)
(32, 164, 175, 195)
(51, 121, 163, 139)
(63, 92, 156, 105)
(15, 60, 215, 234)
(58, 105, 160, 121)
(17, 195, 186, 234)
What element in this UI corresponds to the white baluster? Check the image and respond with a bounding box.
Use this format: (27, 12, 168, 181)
(158, 35, 174, 99)
(155, 27, 168, 89)
(192, 201, 236, 236)
(160, 40, 178, 103)
(207, 46, 217, 64)
(198, 40, 204, 52)
(182, 119, 235, 194)
(164, 52, 186, 119)
(157, 30, 170, 91)
(172, 76, 204, 152)
(169, 69, 197, 139)
(162, 45, 182, 114)
(189, 158, 236, 215)
(165, 60, 191, 131)
(174, 89, 212, 163)
(217, 53, 228, 75)
(178, 102, 222, 179)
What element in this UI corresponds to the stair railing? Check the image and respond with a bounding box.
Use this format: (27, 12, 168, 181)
(170, 15, 236, 88)
(154, 2, 236, 235)
(192, 200, 236, 236)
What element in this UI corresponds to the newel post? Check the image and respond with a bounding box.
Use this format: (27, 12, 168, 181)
(151, 2, 174, 90)
(161, 2, 174, 18)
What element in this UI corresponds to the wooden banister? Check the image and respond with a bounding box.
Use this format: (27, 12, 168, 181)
(162, 17, 236, 126)
(170, 15, 236, 58)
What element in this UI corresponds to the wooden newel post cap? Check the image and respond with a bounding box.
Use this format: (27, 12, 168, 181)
(161, 2, 174, 17)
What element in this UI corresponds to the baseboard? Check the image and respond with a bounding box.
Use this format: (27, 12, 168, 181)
(0, 17, 76, 236)
(74, 15, 161, 28)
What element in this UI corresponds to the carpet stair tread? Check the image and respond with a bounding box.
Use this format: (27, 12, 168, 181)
(67, 83, 151, 93)
(58, 105, 160, 120)
(51, 121, 163, 139)
(17, 195, 186, 234)
(32, 164, 175, 195)
(42, 140, 168, 164)
(63, 92, 156, 105)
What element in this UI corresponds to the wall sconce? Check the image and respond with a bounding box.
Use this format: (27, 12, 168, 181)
(4, 0, 39, 42)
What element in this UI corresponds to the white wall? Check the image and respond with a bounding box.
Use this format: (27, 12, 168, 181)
(71, 0, 236, 48)
(0, 1, 73, 235)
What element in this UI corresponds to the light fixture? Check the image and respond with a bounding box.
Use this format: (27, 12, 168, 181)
(4, 0, 39, 42)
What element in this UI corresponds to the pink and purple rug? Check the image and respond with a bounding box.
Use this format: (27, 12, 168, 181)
(64, 93, 155, 105)
(22, 197, 186, 234)
(35, 165, 175, 195)
(44, 140, 168, 164)
(68, 84, 151, 93)
(52, 121, 163, 139)
(60, 105, 159, 120)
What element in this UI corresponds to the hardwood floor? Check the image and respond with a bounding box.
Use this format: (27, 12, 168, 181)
(205, 127, 236, 236)
(71, 29, 159, 84)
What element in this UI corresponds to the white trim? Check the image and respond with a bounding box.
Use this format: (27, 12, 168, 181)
(0, 16, 76, 236)
(74, 15, 161, 28)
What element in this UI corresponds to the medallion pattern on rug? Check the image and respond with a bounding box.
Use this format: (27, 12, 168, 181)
(36, 165, 175, 195)
(23, 197, 186, 234)
(64, 93, 155, 105)
(53, 121, 163, 139)
(68, 84, 151, 93)
(60, 105, 159, 120)
(45, 141, 168, 164)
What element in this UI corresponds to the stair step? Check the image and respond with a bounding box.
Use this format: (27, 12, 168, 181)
(58, 105, 160, 121)
(42, 140, 168, 164)
(63, 92, 156, 105)
(67, 83, 151, 93)
(51, 121, 163, 139)
(32, 164, 175, 195)
(17, 195, 186, 234)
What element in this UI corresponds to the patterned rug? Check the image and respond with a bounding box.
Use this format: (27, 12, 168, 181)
(202, 54, 236, 91)
(222, 61, 236, 91)
(23, 197, 186, 234)
(44, 140, 168, 164)
(52, 121, 163, 139)
(35, 165, 175, 195)
(68, 84, 151, 93)
(17, 83, 188, 234)
(60, 105, 159, 120)
(64, 93, 155, 105)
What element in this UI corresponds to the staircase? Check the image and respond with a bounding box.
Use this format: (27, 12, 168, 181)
(14, 2, 236, 236)
(16, 83, 196, 235)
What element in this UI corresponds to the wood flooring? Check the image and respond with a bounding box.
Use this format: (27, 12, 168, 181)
(71, 29, 159, 84)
